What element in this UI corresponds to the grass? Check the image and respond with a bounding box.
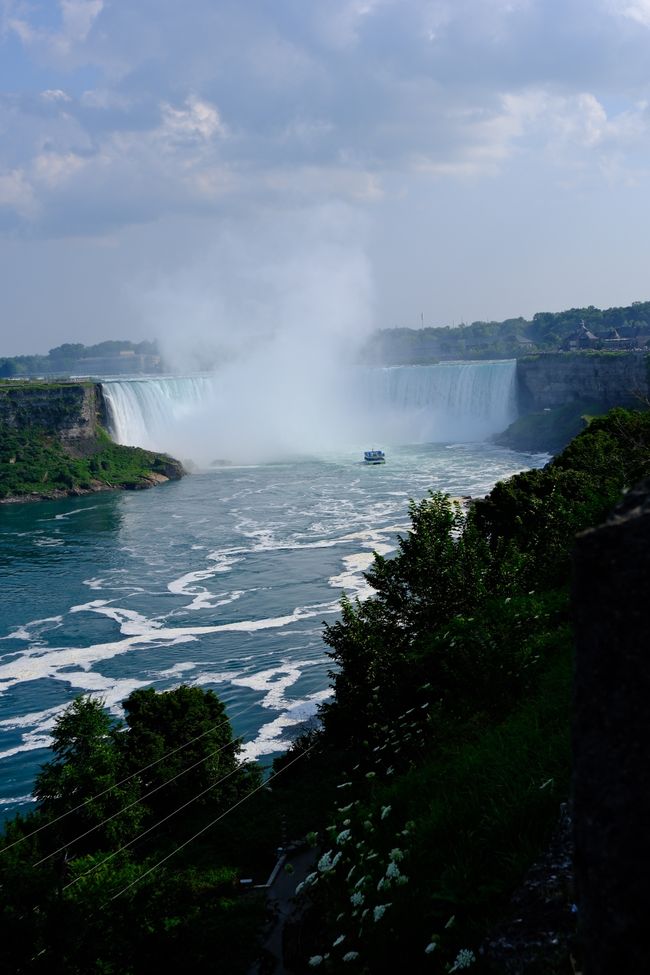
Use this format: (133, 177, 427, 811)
(0, 424, 182, 500)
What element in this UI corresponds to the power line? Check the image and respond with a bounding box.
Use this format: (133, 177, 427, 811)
(34, 730, 244, 868)
(1, 694, 263, 855)
(63, 760, 246, 890)
(108, 743, 315, 902)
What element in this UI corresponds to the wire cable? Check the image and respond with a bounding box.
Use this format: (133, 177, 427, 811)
(0, 694, 264, 854)
(108, 743, 315, 902)
(33, 731, 245, 867)
(62, 760, 247, 890)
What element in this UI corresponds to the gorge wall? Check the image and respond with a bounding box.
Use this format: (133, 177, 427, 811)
(0, 382, 106, 443)
(516, 352, 649, 412)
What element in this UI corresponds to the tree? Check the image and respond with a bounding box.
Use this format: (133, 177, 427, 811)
(321, 493, 494, 742)
(119, 685, 260, 816)
(34, 696, 143, 852)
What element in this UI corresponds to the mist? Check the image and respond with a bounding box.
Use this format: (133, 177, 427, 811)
(123, 205, 377, 463)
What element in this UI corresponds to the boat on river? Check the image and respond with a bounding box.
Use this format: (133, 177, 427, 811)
(363, 449, 386, 465)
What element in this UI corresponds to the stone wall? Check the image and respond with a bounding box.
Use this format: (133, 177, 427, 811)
(572, 480, 650, 974)
(517, 352, 649, 412)
(0, 382, 103, 442)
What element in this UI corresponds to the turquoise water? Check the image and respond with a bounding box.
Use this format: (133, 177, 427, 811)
(0, 442, 545, 820)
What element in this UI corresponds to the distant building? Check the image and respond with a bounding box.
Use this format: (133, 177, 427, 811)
(564, 322, 600, 351)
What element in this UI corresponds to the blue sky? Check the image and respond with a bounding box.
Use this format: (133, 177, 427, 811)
(2, 0, 650, 356)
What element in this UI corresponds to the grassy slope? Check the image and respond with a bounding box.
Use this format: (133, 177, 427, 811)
(0, 425, 183, 500)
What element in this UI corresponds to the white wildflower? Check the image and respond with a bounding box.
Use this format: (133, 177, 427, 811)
(343, 952, 360, 962)
(377, 877, 389, 892)
(386, 766, 395, 775)
(389, 848, 404, 862)
(308, 956, 324, 967)
(396, 875, 409, 886)
(385, 861, 401, 880)
(332, 851, 343, 868)
(338, 802, 354, 813)
(343, 818, 351, 826)
(354, 875, 367, 889)
(336, 829, 352, 845)
(333, 934, 346, 947)
(303, 872, 318, 887)
(380, 805, 392, 820)
(318, 852, 334, 873)
(449, 948, 476, 971)
(373, 903, 391, 922)
(346, 865, 356, 882)
(350, 891, 364, 907)
(424, 942, 437, 955)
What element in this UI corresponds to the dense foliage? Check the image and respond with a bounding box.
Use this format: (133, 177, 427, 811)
(285, 407, 650, 972)
(0, 340, 159, 378)
(0, 425, 181, 499)
(367, 298, 650, 362)
(0, 687, 264, 975)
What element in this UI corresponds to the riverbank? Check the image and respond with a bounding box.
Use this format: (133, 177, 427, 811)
(0, 380, 184, 502)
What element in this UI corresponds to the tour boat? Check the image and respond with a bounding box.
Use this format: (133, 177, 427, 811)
(363, 449, 386, 465)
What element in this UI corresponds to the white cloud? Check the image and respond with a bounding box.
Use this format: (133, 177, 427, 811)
(32, 150, 85, 187)
(8, 0, 103, 63)
(614, 0, 650, 28)
(0, 167, 37, 217)
(40, 89, 72, 102)
(160, 96, 227, 144)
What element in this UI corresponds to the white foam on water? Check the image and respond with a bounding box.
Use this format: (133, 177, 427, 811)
(0, 597, 339, 698)
(240, 690, 332, 761)
(0, 795, 34, 806)
(0, 616, 64, 642)
(0, 704, 64, 731)
(158, 662, 199, 678)
(53, 506, 99, 521)
(167, 554, 245, 610)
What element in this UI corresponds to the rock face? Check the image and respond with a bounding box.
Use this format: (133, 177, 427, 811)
(572, 479, 650, 974)
(518, 353, 649, 412)
(0, 382, 105, 442)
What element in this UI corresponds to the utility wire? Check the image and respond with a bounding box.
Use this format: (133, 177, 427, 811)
(33, 731, 245, 868)
(108, 743, 315, 902)
(1, 695, 263, 855)
(63, 760, 246, 890)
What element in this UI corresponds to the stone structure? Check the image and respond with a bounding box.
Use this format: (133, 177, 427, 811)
(572, 480, 650, 974)
(517, 352, 649, 412)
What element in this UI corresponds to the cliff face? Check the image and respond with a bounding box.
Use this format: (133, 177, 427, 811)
(0, 381, 183, 502)
(517, 352, 649, 412)
(0, 382, 105, 442)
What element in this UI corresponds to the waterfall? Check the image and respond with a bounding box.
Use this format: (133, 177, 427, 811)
(355, 361, 518, 444)
(101, 360, 517, 461)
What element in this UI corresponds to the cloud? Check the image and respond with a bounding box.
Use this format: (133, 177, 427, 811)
(3, 0, 650, 352)
(613, 0, 650, 28)
(7, 0, 103, 62)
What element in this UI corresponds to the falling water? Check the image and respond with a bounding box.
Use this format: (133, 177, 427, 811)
(101, 360, 517, 460)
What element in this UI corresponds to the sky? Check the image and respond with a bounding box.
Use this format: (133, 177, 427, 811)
(2, 0, 650, 357)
